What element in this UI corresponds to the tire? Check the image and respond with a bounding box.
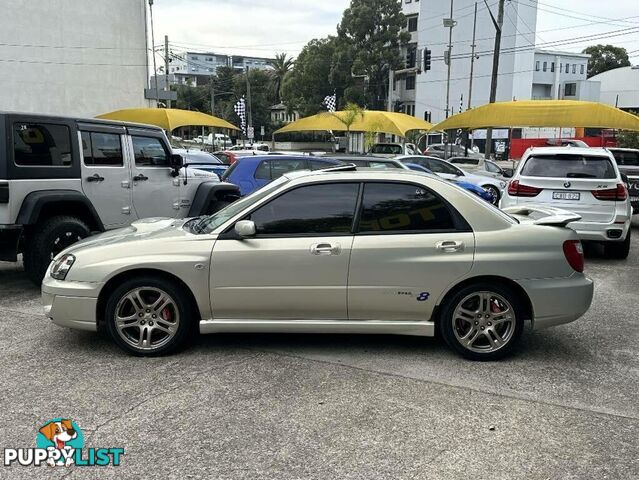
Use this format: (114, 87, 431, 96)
(483, 185, 500, 205)
(104, 275, 195, 356)
(439, 282, 525, 361)
(23, 216, 90, 285)
(604, 229, 631, 260)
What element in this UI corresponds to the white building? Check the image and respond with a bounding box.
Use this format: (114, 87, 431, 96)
(589, 65, 639, 110)
(0, 0, 150, 117)
(397, 0, 539, 123)
(532, 50, 597, 100)
(167, 52, 274, 86)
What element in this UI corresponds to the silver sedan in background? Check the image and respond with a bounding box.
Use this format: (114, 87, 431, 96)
(43, 168, 593, 360)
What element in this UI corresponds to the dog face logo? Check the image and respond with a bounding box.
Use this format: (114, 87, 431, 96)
(36, 419, 83, 467)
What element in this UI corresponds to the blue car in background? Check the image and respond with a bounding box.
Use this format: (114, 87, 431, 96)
(403, 162, 495, 203)
(222, 155, 342, 196)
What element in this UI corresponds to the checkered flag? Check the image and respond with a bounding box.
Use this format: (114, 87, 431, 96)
(322, 93, 337, 112)
(234, 97, 246, 134)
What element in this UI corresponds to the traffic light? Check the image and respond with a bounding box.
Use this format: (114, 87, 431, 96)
(405, 49, 416, 69)
(424, 48, 432, 71)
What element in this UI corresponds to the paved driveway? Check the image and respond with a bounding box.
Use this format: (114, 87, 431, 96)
(0, 231, 637, 479)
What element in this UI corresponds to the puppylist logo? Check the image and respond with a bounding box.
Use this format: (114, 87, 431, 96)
(3, 418, 124, 467)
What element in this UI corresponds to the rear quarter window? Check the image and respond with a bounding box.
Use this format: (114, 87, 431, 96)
(521, 155, 616, 179)
(13, 123, 72, 167)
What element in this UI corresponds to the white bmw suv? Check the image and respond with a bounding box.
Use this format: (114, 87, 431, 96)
(501, 147, 632, 259)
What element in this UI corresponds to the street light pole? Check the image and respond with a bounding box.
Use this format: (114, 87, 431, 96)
(444, 0, 454, 120)
(467, 2, 478, 110)
(164, 35, 171, 108)
(148, 0, 159, 107)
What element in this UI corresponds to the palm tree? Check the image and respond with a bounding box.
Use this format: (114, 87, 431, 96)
(268, 53, 294, 102)
(332, 103, 363, 153)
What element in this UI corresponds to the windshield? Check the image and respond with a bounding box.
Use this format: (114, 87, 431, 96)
(521, 155, 616, 179)
(193, 177, 290, 234)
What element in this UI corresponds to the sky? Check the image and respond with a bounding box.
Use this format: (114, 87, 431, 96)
(152, 0, 639, 61)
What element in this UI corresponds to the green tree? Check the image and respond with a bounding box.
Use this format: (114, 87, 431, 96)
(281, 37, 353, 117)
(582, 44, 631, 78)
(617, 112, 639, 149)
(268, 53, 295, 102)
(332, 102, 363, 153)
(337, 0, 410, 109)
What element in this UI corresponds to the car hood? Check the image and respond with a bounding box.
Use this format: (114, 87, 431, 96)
(58, 218, 193, 257)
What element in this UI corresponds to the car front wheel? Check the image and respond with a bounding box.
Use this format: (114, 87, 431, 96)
(440, 283, 524, 360)
(105, 276, 195, 356)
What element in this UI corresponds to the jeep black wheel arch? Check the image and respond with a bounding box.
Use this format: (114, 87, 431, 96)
(188, 182, 240, 216)
(16, 190, 104, 231)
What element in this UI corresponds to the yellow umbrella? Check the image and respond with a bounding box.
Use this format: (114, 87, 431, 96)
(274, 110, 433, 137)
(96, 108, 239, 131)
(430, 100, 639, 132)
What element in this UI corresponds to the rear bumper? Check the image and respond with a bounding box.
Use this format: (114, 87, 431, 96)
(570, 218, 630, 242)
(519, 275, 594, 329)
(42, 277, 102, 332)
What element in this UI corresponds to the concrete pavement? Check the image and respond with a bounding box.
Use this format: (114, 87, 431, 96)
(0, 232, 637, 479)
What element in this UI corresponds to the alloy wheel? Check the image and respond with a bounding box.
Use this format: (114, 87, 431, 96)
(114, 287, 180, 351)
(452, 291, 515, 354)
(484, 186, 500, 205)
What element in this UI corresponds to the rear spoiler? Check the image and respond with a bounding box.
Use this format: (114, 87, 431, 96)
(502, 205, 582, 227)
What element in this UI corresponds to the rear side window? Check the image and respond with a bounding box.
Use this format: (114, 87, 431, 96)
(371, 144, 402, 154)
(428, 159, 462, 176)
(81, 132, 123, 166)
(13, 123, 72, 167)
(310, 159, 336, 170)
(132, 136, 170, 167)
(612, 151, 639, 167)
(358, 183, 456, 233)
(369, 161, 401, 169)
(451, 158, 479, 165)
(521, 155, 616, 179)
(249, 183, 359, 235)
(254, 158, 308, 180)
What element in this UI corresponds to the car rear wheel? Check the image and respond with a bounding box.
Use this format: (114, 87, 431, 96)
(105, 276, 195, 356)
(23, 216, 90, 285)
(483, 185, 500, 205)
(440, 283, 524, 360)
(604, 229, 631, 260)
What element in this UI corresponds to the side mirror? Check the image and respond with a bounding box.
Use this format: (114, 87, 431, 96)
(234, 220, 256, 238)
(170, 154, 184, 170)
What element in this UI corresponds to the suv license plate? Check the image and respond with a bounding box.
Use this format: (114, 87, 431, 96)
(553, 191, 580, 201)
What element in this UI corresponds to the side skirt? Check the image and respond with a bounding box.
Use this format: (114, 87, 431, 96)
(199, 319, 435, 337)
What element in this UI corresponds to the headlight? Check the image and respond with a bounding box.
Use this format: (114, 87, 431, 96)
(50, 254, 75, 280)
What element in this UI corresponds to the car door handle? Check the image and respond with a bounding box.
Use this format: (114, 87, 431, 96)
(310, 243, 341, 255)
(86, 173, 104, 183)
(436, 240, 464, 253)
(133, 174, 148, 182)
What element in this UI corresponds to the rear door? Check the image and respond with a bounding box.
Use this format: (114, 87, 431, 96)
(79, 126, 134, 228)
(516, 154, 620, 223)
(127, 129, 180, 219)
(348, 182, 475, 322)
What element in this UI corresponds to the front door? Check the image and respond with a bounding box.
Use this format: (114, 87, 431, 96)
(128, 132, 180, 219)
(210, 182, 360, 320)
(348, 182, 475, 321)
(80, 129, 134, 228)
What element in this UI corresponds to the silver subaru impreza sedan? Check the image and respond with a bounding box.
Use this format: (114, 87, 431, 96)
(42, 168, 594, 360)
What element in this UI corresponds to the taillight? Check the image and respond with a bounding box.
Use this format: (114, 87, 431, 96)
(507, 180, 542, 197)
(591, 183, 627, 201)
(563, 240, 584, 273)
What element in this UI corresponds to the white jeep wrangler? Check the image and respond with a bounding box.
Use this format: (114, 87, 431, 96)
(0, 113, 239, 284)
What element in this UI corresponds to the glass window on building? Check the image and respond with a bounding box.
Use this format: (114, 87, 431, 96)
(564, 83, 576, 96)
(535, 61, 540, 71)
(572, 64, 576, 74)
(565, 63, 569, 73)
(580, 64, 585, 75)
(543, 61, 547, 72)
(406, 75, 416, 90)
(551, 62, 555, 72)
(407, 15, 418, 32)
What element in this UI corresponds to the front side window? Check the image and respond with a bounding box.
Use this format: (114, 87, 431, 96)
(13, 123, 72, 167)
(81, 132, 123, 166)
(132, 136, 170, 167)
(485, 161, 501, 174)
(249, 183, 359, 235)
(358, 183, 455, 233)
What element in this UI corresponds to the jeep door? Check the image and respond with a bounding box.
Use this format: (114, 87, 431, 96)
(210, 182, 359, 320)
(127, 129, 180, 219)
(79, 126, 134, 228)
(348, 182, 475, 321)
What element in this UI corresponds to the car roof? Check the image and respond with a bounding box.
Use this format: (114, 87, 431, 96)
(236, 155, 340, 164)
(0, 110, 164, 132)
(283, 167, 443, 183)
(526, 146, 612, 157)
(607, 147, 639, 152)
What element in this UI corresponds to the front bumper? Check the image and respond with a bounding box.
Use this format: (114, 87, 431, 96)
(42, 276, 103, 332)
(519, 274, 594, 329)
